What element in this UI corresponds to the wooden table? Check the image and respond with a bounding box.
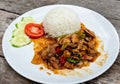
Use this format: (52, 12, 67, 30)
(0, 0, 120, 84)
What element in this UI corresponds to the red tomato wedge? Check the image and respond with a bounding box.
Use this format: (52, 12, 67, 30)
(25, 23, 44, 39)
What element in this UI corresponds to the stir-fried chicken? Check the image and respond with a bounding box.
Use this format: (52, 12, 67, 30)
(38, 27, 100, 70)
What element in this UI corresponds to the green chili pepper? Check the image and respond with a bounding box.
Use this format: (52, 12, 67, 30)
(74, 53, 82, 59)
(76, 53, 82, 60)
(78, 33, 86, 39)
(76, 53, 80, 58)
(61, 42, 69, 50)
(67, 58, 79, 64)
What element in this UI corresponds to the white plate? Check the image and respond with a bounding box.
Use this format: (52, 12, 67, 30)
(2, 5, 119, 84)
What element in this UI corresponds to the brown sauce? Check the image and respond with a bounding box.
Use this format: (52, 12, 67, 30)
(31, 23, 101, 74)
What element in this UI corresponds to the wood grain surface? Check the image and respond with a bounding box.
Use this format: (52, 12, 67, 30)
(0, 0, 120, 84)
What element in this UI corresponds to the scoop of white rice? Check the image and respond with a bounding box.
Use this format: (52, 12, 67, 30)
(43, 7, 81, 37)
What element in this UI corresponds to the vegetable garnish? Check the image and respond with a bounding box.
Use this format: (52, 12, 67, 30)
(25, 23, 44, 39)
(10, 17, 35, 48)
(55, 46, 61, 54)
(61, 42, 69, 50)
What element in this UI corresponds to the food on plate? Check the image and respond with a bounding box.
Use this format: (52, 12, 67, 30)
(32, 23, 100, 71)
(10, 17, 35, 47)
(31, 7, 102, 72)
(43, 7, 80, 37)
(10, 7, 106, 74)
(25, 23, 44, 39)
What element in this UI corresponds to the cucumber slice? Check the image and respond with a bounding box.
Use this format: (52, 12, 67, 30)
(12, 28, 24, 38)
(10, 17, 35, 48)
(16, 17, 35, 29)
(22, 16, 35, 23)
(10, 34, 31, 47)
(15, 22, 25, 29)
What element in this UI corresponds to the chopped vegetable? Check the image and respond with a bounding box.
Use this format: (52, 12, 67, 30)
(67, 57, 79, 64)
(10, 34, 31, 47)
(78, 33, 86, 39)
(61, 42, 69, 50)
(59, 56, 66, 65)
(10, 17, 35, 47)
(55, 46, 61, 54)
(58, 34, 68, 39)
(25, 23, 44, 39)
(76, 53, 81, 58)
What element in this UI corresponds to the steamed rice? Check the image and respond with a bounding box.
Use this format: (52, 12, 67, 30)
(43, 7, 81, 37)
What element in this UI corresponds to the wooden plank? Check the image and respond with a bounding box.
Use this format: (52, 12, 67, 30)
(88, 62, 120, 84)
(0, 10, 19, 56)
(0, 0, 57, 14)
(57, 0, 120, 20)
(0, 57, 36, 84)
(0, 0, 120, 20)
(109, 19, 120, 37)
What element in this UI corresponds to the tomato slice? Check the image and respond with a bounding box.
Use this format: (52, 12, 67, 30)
(25, 23, 44, 39)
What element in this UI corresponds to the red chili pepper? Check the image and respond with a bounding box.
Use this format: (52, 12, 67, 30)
(83, 55, 87, 59)
(56, 47, 61, 54)
(59, 56, 66, 65)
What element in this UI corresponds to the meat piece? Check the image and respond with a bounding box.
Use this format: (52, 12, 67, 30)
(64, 62, 74, 69)
(87, 49, 97, 54)
(88, 40, 96, 49)
(78, 43, 88, 50)
(40, 43, 58, 60)
(85, 37, 92, 42)
(58, 35, 71, 45)
(72, 49, 79, 53)
(87, 48, 100, 56)
(80, 51, 86, 56)
(47, 43, 58, 56)
(71, 56, 80, 60)
(49, 56, 59, 69)
(77, 44, 83, 50)
(77, 40, 84, 50)
(63, 50, 71, 58)
(48, 46, 55, 56)
(76, 61, 83, 68)
(83, 55, 94, 61)
(81, 45, 87, 50)
(71, 34, 79, 44)
(40, 47, 49, 60)
(47, 62, 54, 70)
(69, 43, 78, 48)
(83, 28, 96, 38)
